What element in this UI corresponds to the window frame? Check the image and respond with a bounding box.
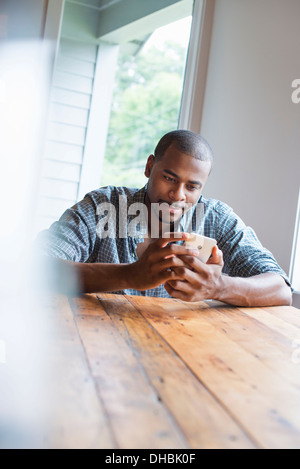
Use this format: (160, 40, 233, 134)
(289, 188, 300, 294)
(179, 0, 215, 133)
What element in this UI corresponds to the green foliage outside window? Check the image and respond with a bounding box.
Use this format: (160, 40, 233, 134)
(101, 38, 188, 189)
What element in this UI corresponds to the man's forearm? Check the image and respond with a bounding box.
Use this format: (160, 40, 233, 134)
(46, 258, 133, 294)
(45, 236, 194, 294)
(215, 272, 292, 307)
(75, 261, 134, 293)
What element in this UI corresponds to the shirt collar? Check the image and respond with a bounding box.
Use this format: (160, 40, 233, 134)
(175, 195, 203, 234)
(131, 185, 147, 205)
(127, 185, 148, 241)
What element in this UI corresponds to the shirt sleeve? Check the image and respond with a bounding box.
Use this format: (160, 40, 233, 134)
(36, 194, 98, 262)
(213, 201, 291, 287)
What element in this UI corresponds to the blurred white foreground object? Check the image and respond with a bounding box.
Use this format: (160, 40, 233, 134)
(0, 40, 51, 448)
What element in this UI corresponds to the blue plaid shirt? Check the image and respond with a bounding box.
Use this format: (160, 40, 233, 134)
(37, 185, 290, 297)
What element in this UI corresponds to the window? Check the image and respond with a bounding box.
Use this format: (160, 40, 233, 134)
(290, 188, 300, 293)
(101, 16, 193, 188)
(38, 0, 198, 231)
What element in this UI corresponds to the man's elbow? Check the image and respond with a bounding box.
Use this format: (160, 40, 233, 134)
(284, 288, 293, 306)
(279, 281, 293, 306)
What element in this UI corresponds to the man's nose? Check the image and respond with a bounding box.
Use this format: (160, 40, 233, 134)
(169, 184, 186, 201)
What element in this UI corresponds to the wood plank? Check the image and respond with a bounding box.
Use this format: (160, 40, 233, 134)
(47, 122, 87, 146)
(39, 177, 78, 201)
(43, 140, 84, 165)
(94, 293, 257, 449)
(49, 102, 89, 128)
(70, 294, 188, 449)
(56, 55, 95, 78)
(42, 159, 81, 183)
(261, 305, 300, 329)
(186, 301, 300, 388)
(52, 87, 91, 111)
(53, 70, 93, 95)
(127, 295, 300, 449)
(238, 306, 300, 342)
(59, 38, 98, 63)
(43, 294, 115, 449)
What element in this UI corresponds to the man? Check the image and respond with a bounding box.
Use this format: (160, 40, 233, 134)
(37, 130, 292, 306)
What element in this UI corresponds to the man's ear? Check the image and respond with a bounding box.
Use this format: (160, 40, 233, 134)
(144, 154, 155, 178)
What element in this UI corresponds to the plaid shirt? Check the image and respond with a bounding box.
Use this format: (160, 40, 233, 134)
(37, 185, 290, 297)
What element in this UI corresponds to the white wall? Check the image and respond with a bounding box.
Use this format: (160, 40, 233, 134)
(1, 0, 48, 39)
(200, 0, 300, 284)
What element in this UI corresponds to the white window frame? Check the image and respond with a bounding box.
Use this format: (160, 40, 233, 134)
(289, 188, 300, 294)
(179, 0, 215, 132)
(43, 0, 66, 73)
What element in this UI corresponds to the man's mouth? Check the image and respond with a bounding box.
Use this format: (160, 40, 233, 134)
(159, 202, 186, 214)
(158, 201, 185, 208)
(149, 200, 189, 224)
(169, 206, 184, 214)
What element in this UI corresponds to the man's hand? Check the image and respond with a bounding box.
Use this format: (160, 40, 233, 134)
(128, 233, 201, 292)
(164, 246, 224, 302)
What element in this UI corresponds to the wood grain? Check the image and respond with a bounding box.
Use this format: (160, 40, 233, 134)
(43, 294, 115, 449)
(95, 294, 256, 449)
(126, 295, 300, 449)
(44, 293, 300, 449)
(70, 294, 188, 449)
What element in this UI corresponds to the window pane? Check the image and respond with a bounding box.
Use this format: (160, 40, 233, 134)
(101, 16, 193, 188)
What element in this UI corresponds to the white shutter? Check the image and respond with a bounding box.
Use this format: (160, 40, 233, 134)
(37, 37, 98, 232)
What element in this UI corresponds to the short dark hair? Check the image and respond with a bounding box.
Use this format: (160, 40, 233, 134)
(154, 130, 213, 168)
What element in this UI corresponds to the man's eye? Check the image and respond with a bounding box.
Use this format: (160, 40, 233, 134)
(164, 175, 175, 183)
(187, 185, 198, 191)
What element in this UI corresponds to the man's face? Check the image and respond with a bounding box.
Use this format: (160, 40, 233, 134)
(145, 144, 211, 226)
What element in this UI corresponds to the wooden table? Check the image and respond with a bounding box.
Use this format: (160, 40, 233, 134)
(46, 293, 300, 449)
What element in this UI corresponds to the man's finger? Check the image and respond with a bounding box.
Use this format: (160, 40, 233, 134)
(207, 246, 223, 265)
(158, 231, 190, 248)
(164, 281, 190, 301)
